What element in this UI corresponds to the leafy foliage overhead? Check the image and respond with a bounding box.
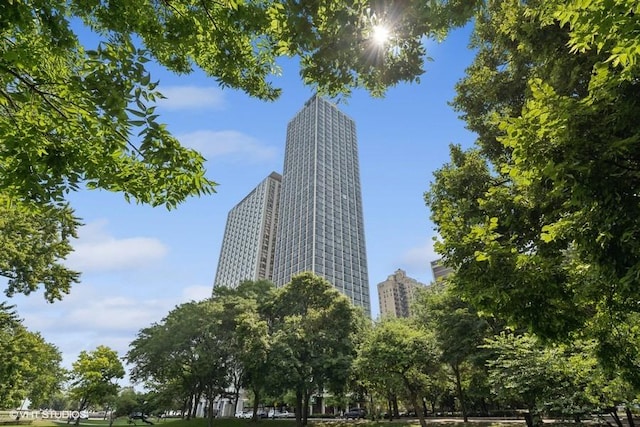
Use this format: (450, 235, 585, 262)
(425, 0, 640, 386)
(0, 0, 473, 301)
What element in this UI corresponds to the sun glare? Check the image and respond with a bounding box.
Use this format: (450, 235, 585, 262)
(372, 24, 390, 45)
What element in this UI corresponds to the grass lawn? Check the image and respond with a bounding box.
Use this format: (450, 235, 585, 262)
(0, 418, 529, 427)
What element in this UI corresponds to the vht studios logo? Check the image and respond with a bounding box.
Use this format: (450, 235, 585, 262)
(10, 410, 89, 420)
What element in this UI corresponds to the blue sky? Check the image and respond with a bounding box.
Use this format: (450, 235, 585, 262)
(9, 24, 477, 374)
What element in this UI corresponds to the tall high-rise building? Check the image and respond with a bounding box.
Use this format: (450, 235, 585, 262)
(213, 172, 281, 289)
(377, 269, 426, 318)
(272, 95, 371, 315)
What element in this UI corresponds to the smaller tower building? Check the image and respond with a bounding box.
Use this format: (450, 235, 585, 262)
(377, 269, 426, 318)
(213, 172, 281, 289)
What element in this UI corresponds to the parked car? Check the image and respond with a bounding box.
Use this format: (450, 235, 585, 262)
(269, 409, 294, 418)
(235, 411, 251, 419)
(344, 408, 366, 419)
(267, 409, 280, 418)
(279, 411, 295, 418)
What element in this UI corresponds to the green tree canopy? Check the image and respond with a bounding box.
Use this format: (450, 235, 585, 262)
(0, 302, 65, 408)
(0, 197, 80, 301)
(269, 272, 363, 427)
(112, 387, 142, 418)
(425, 0, 640, 387)
(127, 300, 232, 420)
(212, 280, 275, 421)
(355, 317, 440, 427)
(68, 345, 125, 424)
(482, 333, 638, 427)
(413, 284, 496, 421)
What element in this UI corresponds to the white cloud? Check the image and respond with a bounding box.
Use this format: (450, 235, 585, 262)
(65, 220, 168, 272)
(156, 86, 225, 110)
(41, 286, 212, 335)
(397, 237, 440, 280)
(56, 297, 169, 332)
(178, 130, 277, 162)
(16, 281, 214, 369)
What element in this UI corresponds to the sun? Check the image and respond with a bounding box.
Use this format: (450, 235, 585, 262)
(371, 24, 390, 45)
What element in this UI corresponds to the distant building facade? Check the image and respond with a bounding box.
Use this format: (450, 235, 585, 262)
(213, 172, 281, 289)
(430, 258, 455, 283)
(377, 269, 426, 318)
(272, 95, 371, 315)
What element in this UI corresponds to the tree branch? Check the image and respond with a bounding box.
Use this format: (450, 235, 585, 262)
(0, 65, 67, 119)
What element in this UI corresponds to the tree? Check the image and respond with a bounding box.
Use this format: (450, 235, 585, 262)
(269, 272, 362, 427)
(113, 388, 141, 418)
(355, 317, 440, 427)
(127, 300, 233, 422)
(212, 280, 276, 421)
(1, 1, 217, 301)
(425, 0, 640, 388)
(483, 333, 566, 427)
(0, 197, 80, 302)
(482, 333, 639, 427)
(127, 298, 245, 424)
(191, 301, 236, 427)
(350, 321, 403, 420)
(0, 302, 65, 408)
(413, 284, 496, 421)
(68, 345, 125, 425)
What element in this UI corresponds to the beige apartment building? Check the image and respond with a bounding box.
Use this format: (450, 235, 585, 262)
(377, 269, 426, 318)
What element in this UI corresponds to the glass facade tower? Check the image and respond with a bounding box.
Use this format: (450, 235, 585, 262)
(213, 172, 281, 289)
(272, 95, 371, 315)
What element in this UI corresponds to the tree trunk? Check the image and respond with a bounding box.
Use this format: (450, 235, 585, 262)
(480, 397, 488, 416)
(403, 379, 427, 427)
(232, 370, 242, 414)
(231, 386, 240, 418)
(410, 392, 428, 427)
(252, 387, 261, 422)
(75, 398, 87, 427)
(524, 412, 534, 427)
(316, 395, 323, 416)
(185, 393, 192, 420)
(191, 391, 201, 419)
(524, 407, 543, 427)
(392, 395, 400, 419)
(370, 394, 375, 420)
(302, 389, 311, 426)
(610, 408, 624, 427)
(181, 397, 189, 420)
(295, 390, 304, 427)
(207, 398, 215, 427)
(626, 406, 635, 427)
(387, 398, 393, 421)
(452, 364, 468, 422)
